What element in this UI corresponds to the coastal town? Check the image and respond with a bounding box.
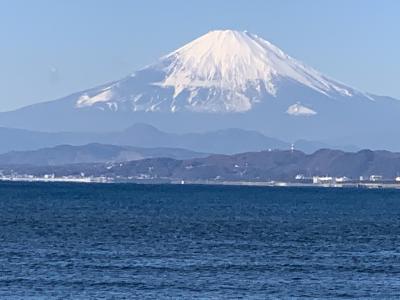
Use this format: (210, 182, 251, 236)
(2, 171, 400, 189)
(0, 173, 112, 184)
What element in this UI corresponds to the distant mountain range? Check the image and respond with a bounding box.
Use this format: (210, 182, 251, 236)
(0, 143, 208, 166)
(3, 149, 400, 182)
(1, 30, 399, 149)
(0, 123, 356, 155)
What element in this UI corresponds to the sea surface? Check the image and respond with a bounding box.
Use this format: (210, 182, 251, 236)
(1, 182, 400, 299)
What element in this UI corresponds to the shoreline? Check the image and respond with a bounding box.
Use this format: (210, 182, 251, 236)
(176, 180, 400, 190)
(2, 176, 400, 190)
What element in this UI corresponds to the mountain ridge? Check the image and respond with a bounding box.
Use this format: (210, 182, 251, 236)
(0, 123, 357, 155)
(0, 143, 209, 166)
(1, 30, 399, 148)
(68, 30, 372, 114)
(3, 148, 400, 182)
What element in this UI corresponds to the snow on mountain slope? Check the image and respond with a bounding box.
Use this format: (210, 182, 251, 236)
(287, 103, 317, 116)
(4, 29, 400, 147)
(74, 30, 365, 113)
(160, 30, 352, 99)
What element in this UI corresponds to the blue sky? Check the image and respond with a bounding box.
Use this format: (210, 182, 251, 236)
(1, 0, 399, 111)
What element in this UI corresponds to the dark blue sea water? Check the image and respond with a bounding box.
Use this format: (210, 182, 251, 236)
(1, 182, 400, 299)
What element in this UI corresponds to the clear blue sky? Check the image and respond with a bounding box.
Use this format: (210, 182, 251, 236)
(1, 0, 399, 111)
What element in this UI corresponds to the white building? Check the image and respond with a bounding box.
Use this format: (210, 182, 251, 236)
(313, 176, 334, 184)
(335, 176, 351, 183)
(369, 175, 383, 182)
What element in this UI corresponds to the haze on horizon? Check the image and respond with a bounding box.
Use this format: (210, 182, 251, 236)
(0, 0, 399, 112)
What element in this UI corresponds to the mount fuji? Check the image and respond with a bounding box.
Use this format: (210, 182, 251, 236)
(1, 30, 399, 149)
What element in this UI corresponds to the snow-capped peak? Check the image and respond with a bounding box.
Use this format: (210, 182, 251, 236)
(159, 30, 352, 100)
(75, 29, 361, 113)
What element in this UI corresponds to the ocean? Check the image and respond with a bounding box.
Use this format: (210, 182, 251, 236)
(1, 182, 400, 299)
